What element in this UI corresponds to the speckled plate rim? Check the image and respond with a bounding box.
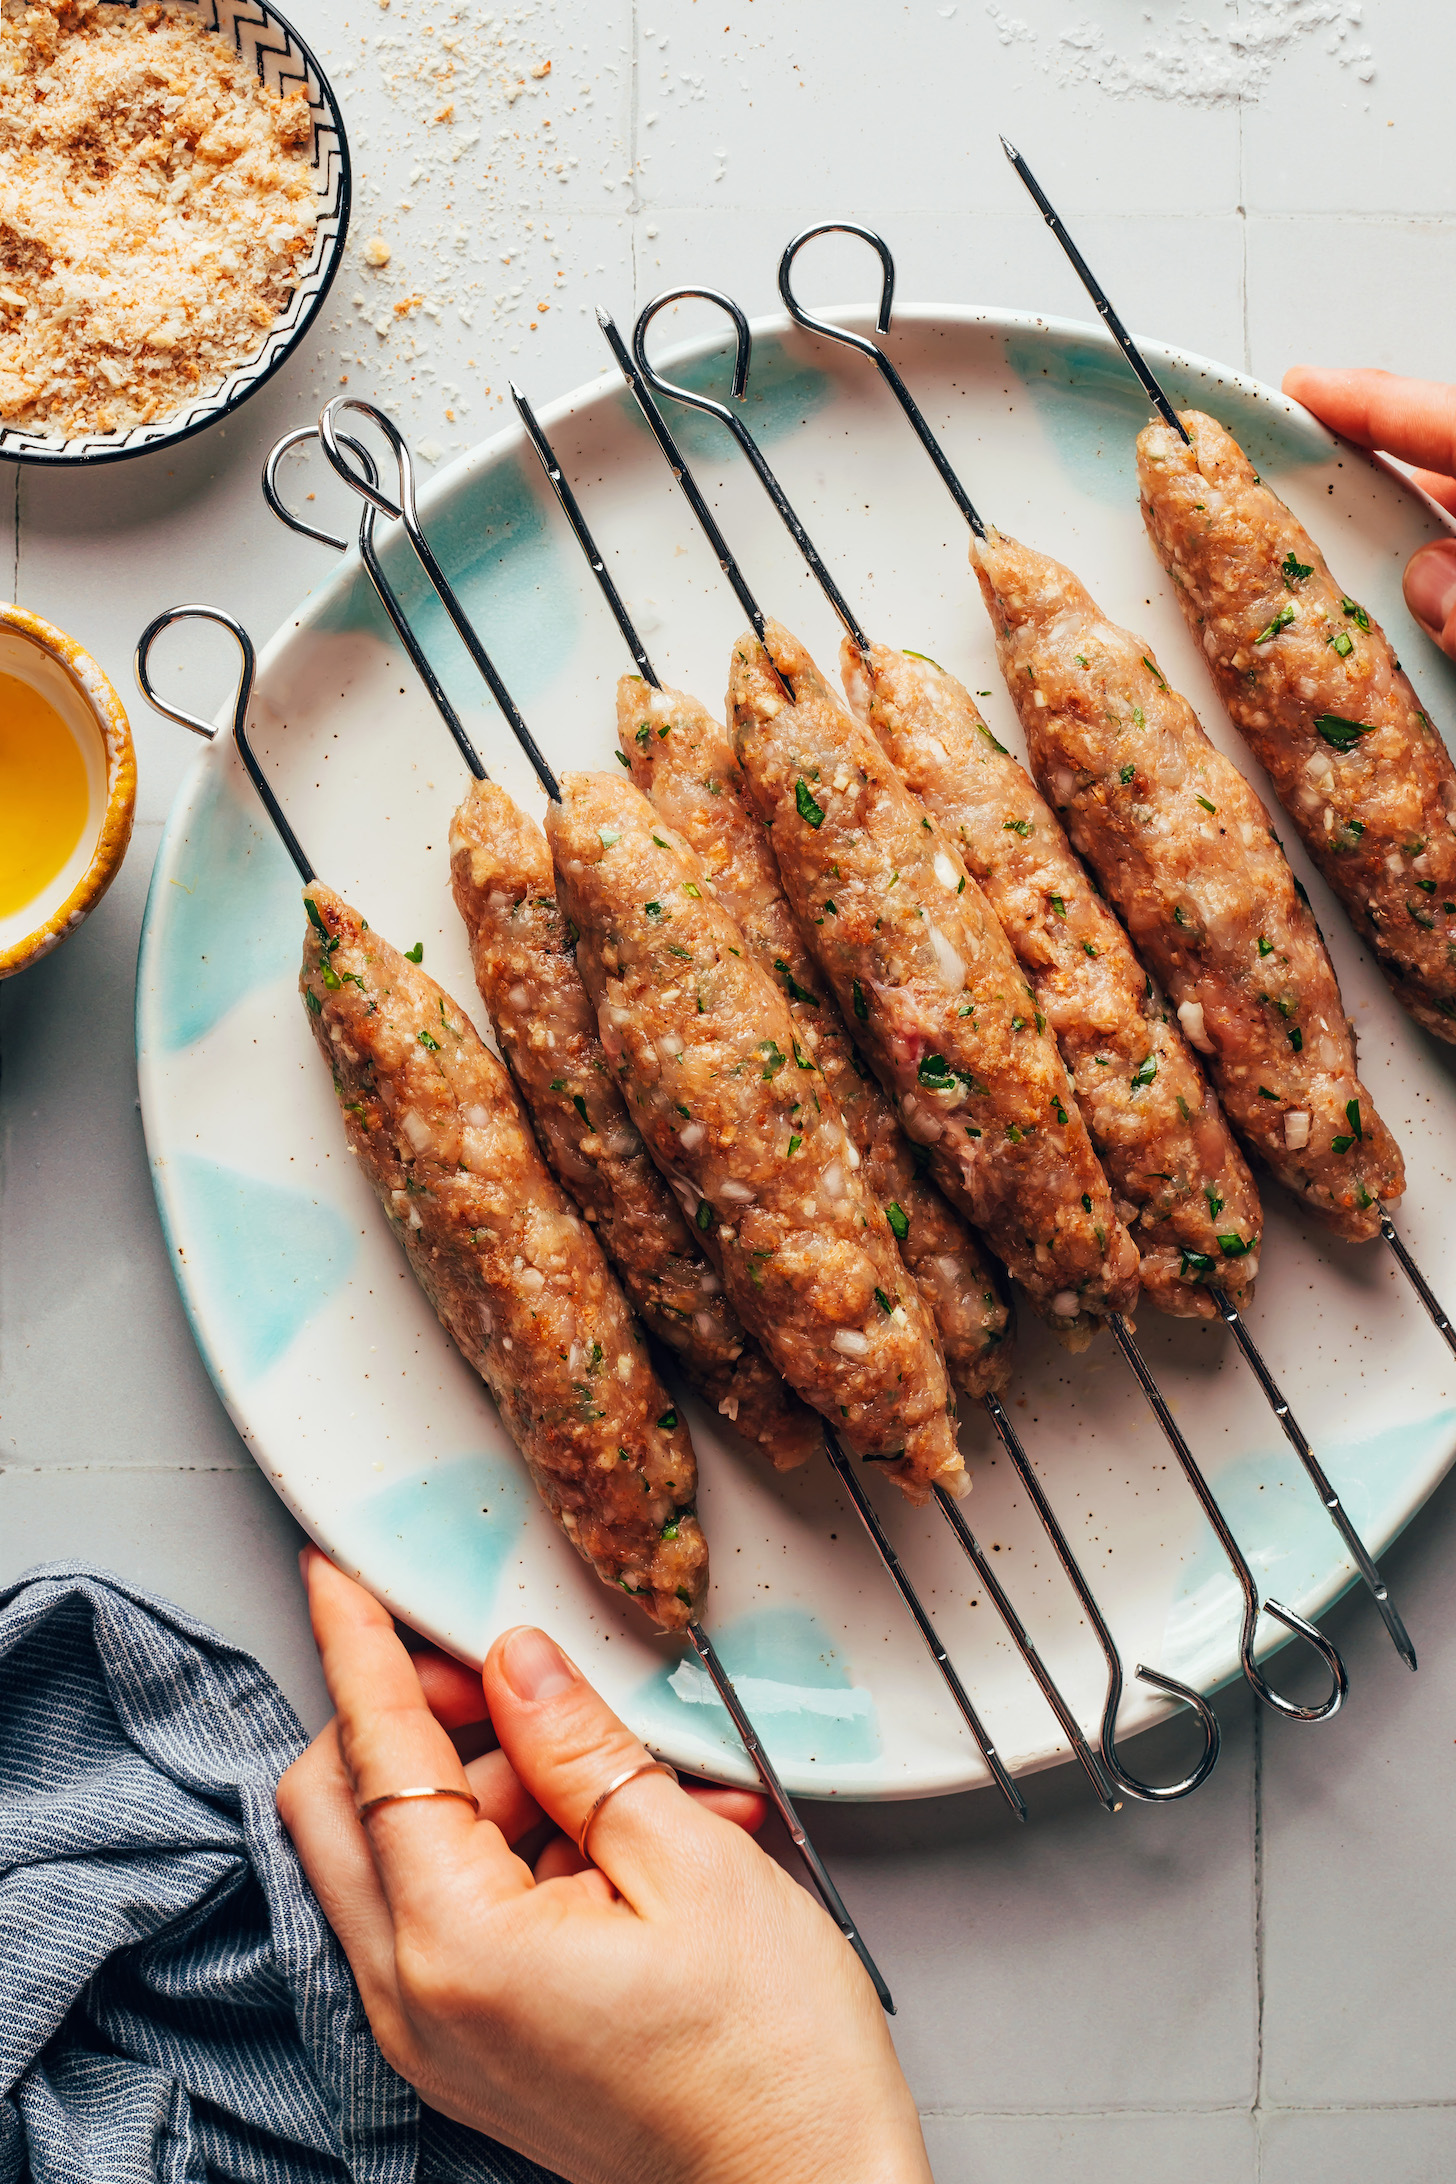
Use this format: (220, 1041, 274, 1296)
(0, 603, 136, 978)
(135, 304, 1456, 1797)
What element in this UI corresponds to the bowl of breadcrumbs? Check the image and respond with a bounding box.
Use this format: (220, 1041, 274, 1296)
(0, 0, 349, 463)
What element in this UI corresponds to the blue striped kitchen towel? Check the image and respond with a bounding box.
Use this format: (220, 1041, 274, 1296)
(0, 1565, 559, 2184)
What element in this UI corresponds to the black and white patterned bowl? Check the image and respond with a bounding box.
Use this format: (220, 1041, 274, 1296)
(0, 0, 350, 467)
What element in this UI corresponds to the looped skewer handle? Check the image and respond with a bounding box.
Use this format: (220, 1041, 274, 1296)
(317, 396, 562, 801)
(263, 425, 353, 553)
(1110, 1317, 1347, 1723)
(687, 1623, 894, 2013)
(1212, 1289, 1416, 1670)
(262, 425, 488, 784)
(134, 605, 314, 885)
(632, 288, 874, 655)
(982, 1391, 1220, 1802)
(777, 224, 986, 539)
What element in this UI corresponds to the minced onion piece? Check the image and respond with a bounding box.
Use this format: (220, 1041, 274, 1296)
(1051, 1290, 1079, 1318)
(399, 1109, 434, 1152)
(821, 1160, 846, 1201)
(1284, 1111, 1311, 1151)
(678, 1121, 705, 1152)
(659, 1030, 684, 1056)
(1177, 999, 1215, 1054)
(719, 1178, 755, 1203)
(464, 1103, 491, 1128)
(831, 1328, 870, 1358)
(933, 850, 960, 892)
(926, 922, 966, 992)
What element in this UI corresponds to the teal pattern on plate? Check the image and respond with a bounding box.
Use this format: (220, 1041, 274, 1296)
(1002, 332, 1331, 508)
(1160, 1405, 1456, 1688)
(616, 334, 833, 465)
(329, 1452, 531, 1635)
(170, 1151, 358, 1381)
(146, 759, 299, 1054)
(312, 447, 577, 720)
(633, 1605, 880, 1768)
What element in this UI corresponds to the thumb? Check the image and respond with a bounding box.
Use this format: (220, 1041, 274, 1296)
(484, 1626, 721, 1909)
(1404, 537, 1456, 661)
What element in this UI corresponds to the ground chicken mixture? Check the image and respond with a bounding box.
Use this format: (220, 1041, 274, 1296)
(0, 0, 317, 438)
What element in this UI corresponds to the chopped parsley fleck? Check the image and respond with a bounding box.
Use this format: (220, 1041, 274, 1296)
(1330, 630, 1354, 659)
(1075, 653, 1089, 668)
(874, 1287, 893, 1315)
(1049, 893, 1066, 918)
(1255, 603, 1296, 643)
(852, 980, 869, 1022)
(1131, 1054, 1158, 1090)
(657, 1409, 677, 1431)
(1052, 1097, 1068, 1124)
(917, 1053, 957, 1090)
(976, 721, 1009, 755)
(1143, 655, 1168, 689)
(1316, 714, 1374, 752)
(1176, 1095, 1190, 1119)
(793, 1038, 815, 1070)
(788, 1132, 802, 1157)
(1218, 1234, 1253, 1257)
(635, 722, 651, 747)
(304, 988, 321, 1016)
(652, 834, 670, 849)
(404, 941, 424, 963)
(614, 749, 630, 767)
(1258, 1086, 1278, 1101)
(1120, 762, 1136, 785)
(775, 957, 817, 1006)
(1195, 795, 1216, 814)
(903, 649, 944, 670)
(1410, 902, 1437, 931)
(1083, 940, 1099, 957)
(1342, 597, 1371, 631)
(661, 1519, 679, 1541)
(1173, 905, 1188, 927)
(683, 881, 702, 899)
(759, 1039, 787, 1080)
(644, 899, 663, 919)
(1006, 1123, 1023, 1143)
(1204, 1185, 1224, 1218)
(795, 778, 825, 828)
(1181, 1249, 1215, 1279)
(886, 1201, 909, 1242)
(1258, 936, 1274, 957)
(304, 897, 330, 937)
(417, 1029, 440, 1051)
(1281, 551, 1313, 587)
(696, 1201, 713, 1231)
(823, 898, 837, 916)
(599, 827, 621, 848)
(1004, 818, 1033, 837)
(573, 1094, 590, 1124)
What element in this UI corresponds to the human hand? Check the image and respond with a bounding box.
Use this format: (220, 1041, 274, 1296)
(277, 1548, 931, 2184)
(1282, 366, 1456, 661)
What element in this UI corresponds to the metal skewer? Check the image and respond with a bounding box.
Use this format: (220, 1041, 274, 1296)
(275, 405, 1043, 1826)
(289, 404, 1031, 1821)
(134, 597, 895, 2013)
(616, 286, 1347, 1726)
(775, 223, 1416, 1675)
(997, 141, 1456, 1379)
(512, 377, 1127, 1811)
(596, 311, 1243, 1788)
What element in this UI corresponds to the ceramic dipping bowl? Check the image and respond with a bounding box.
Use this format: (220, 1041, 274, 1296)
(0, 604, 136, 979)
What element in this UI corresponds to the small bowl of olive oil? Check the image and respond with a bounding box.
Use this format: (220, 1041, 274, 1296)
(0, 605, 135, 979)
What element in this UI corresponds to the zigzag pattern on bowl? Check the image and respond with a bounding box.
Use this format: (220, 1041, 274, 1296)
(0, 0, 350, 467)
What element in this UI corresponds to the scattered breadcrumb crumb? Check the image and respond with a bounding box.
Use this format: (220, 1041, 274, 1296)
(0, 0, 318, 438)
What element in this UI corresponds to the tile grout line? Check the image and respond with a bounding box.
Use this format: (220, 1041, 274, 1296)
(627, 0, 641, 319)
(1252, 1697, 1266, 2179)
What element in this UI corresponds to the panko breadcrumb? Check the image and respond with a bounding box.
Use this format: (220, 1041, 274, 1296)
(0, 0, 317, 438)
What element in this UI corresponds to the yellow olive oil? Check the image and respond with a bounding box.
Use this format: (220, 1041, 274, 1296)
(0, 669, 91, 919)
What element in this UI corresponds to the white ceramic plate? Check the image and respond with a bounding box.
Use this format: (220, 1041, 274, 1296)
(136, 308, 1456, 1800)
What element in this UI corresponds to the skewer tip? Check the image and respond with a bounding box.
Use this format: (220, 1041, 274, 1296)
(595, 304, 616, 332)
(999, 134, 1019, 160)
(508, 378, 526, 402)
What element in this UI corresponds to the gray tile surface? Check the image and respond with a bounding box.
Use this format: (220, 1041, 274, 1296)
(4, 4, 1456, 2175)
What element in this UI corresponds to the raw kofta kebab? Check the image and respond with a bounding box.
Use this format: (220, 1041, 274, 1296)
(505, 382, 1215, 1803)
(134, 600, 893, 2007)
(594, 296, 1348, 1726)
(770, 226, 1422, 1671)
